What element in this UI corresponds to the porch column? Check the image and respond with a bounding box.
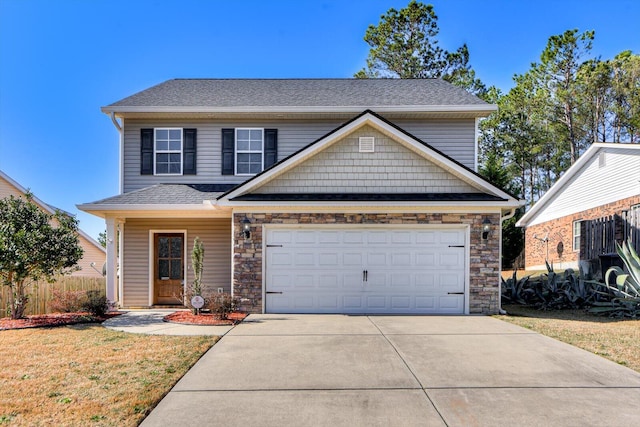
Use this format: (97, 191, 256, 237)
(117, 219, 125, 307)
(105, 216, 118, 305)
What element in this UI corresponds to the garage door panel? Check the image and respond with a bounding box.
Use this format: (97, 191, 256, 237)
(269, 252, 293, 266)
(265, 227, 467, 314)
(295, 231, 317, 244)
(343, 295, 364, 309)
(343, 232, 364, 244)
(318, 253, 339, 266)
(294, 253, 315, 266)
(415, 231, 437, 244)
(317, 274, 340, 289)
(390, 273, 412, 287)
(415, 253, 436, 267)
(343, 253, 364, 266)
(391, 296, 411, 309)
(318, 231, 340, 244)
(368, 252, 388, 265)
(317, 295, 338, 309)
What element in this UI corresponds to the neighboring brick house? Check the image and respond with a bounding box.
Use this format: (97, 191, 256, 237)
(517, 143, 640, 272)
(78, 79, 521, 314)
(0, 169, 106, 277)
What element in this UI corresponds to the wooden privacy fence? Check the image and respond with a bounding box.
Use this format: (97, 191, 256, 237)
(622, 207, 640, 253)
(0, 276, 106, 317)
(581, 209, 640, 261)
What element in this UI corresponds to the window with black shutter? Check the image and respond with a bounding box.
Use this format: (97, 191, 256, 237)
(139, 127, 197, 175)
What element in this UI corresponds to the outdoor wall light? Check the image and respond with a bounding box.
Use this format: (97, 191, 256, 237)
(241, 217, 251, 240)
(481, 217, 492, 240)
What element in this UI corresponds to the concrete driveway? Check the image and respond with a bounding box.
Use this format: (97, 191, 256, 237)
(141, 315, 640, 426)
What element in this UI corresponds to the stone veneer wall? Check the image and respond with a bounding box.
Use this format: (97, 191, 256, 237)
(233, 212, 501, 315)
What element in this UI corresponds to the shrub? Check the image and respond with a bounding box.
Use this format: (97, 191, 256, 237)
(49, 289, 87, 313)
(501, 263, 603, 310)
(206, 293, 239, 320)
(82, 290, 109, 317)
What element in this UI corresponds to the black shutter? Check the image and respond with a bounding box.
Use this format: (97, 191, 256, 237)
(140, 129, 154, 175)
(183, 128, 197, 175)
(221, 128, 235, 175)
(264, 129, 278, 169)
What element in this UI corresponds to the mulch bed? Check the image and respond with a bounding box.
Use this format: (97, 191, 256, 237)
(163, 311, 247, 326)
(0, 312, 122, 331)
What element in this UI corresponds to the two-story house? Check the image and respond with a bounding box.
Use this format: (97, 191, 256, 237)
(78, 78, 521, 314)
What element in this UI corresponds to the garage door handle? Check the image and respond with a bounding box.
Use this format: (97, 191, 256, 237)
(448, 245, 465, 248)
(266, 291, 283, 294)
(447, 292, 464, 295)
(363, 270, 368, 282)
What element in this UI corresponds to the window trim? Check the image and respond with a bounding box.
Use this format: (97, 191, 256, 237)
(234, 128, 264, 176)
(154, 127, 183, 176)
(572, 220, 582, 252)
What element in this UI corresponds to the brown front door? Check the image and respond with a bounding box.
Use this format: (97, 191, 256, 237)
(154, 233, 184, 305)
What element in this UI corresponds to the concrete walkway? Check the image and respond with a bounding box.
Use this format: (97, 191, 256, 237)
(102, 310, 234, 336)
(141, 314, 640, 426)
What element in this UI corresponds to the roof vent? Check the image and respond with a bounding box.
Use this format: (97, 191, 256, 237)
(359, 136, 375, 153)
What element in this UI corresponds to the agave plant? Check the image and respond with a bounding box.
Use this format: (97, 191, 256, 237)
(589, 241, 640, 318)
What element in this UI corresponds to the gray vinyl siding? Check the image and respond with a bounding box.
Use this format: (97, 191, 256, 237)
(122, 118, 477, 193)
(259, 126, 478, 194)
(122, 218, 231, 307)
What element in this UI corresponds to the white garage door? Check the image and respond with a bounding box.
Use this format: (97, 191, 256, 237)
(265, 227, 467, 314)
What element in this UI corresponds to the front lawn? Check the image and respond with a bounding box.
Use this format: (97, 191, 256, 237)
(497, 305, 640, 373)
(0, 325, 216, 426)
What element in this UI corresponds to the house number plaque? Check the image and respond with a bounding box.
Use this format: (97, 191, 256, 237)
(191, 295, 204, 309)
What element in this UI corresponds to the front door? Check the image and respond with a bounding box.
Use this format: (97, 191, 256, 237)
(154, 233, 184, 305)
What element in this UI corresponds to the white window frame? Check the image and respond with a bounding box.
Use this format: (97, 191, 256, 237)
(572, 220, 582, 252)
(235, 128, 264, 176)
(154, 128, 183, 176)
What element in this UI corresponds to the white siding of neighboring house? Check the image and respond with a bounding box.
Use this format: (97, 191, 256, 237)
(258, 125, 479, 194)
(122, 118, 478, 193)
(528, 147, 640, 226)
(122, 218, 231, 307)
(0, 175, 105, 278)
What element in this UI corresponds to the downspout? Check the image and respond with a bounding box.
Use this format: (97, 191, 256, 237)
(498, 208, 517, 315)
(110, 112, 124, 194)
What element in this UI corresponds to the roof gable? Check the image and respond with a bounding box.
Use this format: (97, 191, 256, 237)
(219, 111, 519, 206)
(517, 143, 640, 227)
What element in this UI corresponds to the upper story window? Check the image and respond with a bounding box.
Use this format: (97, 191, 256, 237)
(155, 128, 182, 175)
(221, 128, 278, 176)
(140, 128, 197, 176)
(572, 220, 582, 251)
(235, 128, 264, 175)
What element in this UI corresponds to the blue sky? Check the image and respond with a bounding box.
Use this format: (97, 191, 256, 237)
(1, 0, 639, 240)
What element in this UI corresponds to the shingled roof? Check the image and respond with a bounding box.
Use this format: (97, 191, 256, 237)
(83, 184, 236, 206)
(102, 78, 493, 113)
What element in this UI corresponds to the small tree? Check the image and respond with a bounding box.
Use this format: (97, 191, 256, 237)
(190, 237, 204, 314)
(0, 194, 83, 319)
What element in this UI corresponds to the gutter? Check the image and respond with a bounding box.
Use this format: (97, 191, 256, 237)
(110, 113, 125, 194)
(498, 208, 517, 315)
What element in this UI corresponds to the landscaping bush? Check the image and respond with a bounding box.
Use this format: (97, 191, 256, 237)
(48, 289, 109, 317)
(48, 289, 87, 313)
(206, 293, 239, 320)
(82, 290, 109, 317)
(501, 263, 603, 310)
